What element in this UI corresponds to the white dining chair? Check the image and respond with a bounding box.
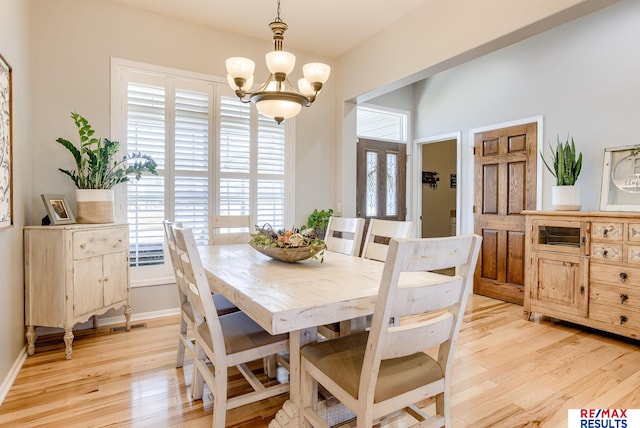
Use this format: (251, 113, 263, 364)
(301, 234, 482, 428)
(173, 224, 290, 428)
(163, 220, 239, 368)
(361, 219, 413, 262)
(324, 216, 366, 257)
(317, 216, 366, 339)
(209, 214, 252, 245)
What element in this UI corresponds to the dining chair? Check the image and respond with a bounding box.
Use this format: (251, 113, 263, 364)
(163, 220, 239, 369)
(209, 214, 252, 245)
(172, 224, 290, 428)
(361, 219, 413, 262)
(317, 216, 366, 339)
(300, 234, 482, 428)
(323, 216, 366, 256)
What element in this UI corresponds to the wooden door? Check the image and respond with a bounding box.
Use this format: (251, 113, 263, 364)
(474, 122, 537, 304)
(356, 139, 406, 221)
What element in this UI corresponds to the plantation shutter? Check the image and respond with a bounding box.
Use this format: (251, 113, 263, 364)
(115, 60, 292, 282)
(127, 80, 166, 267)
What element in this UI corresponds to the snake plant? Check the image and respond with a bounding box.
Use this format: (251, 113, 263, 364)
(542, 135, 582, 186)
(56, 112, 157, 189)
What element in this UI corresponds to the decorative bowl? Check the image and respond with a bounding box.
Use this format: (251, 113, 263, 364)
(249, 243, 323, 263)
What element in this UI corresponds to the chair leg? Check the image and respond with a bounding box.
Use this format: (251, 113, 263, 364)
(213, 366, 228, 428)
(264, 355, 277, 379)
(436, 390, 448, 427)
(176, 318, 187, 368)
(191, 344, 206, 400)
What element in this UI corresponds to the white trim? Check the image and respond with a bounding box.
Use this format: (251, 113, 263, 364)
(0, 347, 27, 406)
(131, 275, 175, 288)
(99, 308, 180, 327)
(413, 132, 462, 237)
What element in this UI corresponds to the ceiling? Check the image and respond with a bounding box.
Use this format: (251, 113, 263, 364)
(105, 0, 430, 58)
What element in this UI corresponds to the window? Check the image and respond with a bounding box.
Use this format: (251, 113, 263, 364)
(357, 105, 407, 142)
(112, 59, 293, 285)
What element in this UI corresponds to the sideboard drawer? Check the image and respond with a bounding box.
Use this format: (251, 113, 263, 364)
(591, 243, 623, 262)
(73, 227, 128, 259)
(591, 222, 624, 240)
(628, 223, 640, 242)
(589, 303, 640, 336)
(590, 283, 640, 312)
(590, 262, 640, 286)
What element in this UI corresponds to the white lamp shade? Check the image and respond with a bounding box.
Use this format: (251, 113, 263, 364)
(265, 51, 296, 75)
(256, 98, 302, 120)
(297, 78, 315, 96)
(227, 74, 253, 91)
(302, 62, 331, 84)
(226, 57, 255, 79)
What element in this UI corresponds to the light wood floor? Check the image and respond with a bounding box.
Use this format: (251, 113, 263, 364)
(1, 294, 639, 427)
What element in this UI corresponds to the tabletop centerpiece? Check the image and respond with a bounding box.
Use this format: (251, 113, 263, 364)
(249, 224, 326, 263)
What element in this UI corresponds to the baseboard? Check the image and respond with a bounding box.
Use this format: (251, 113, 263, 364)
(0, 346, 27, 407)
(98, 307, 180, 327)
(0, 308, 180, 407)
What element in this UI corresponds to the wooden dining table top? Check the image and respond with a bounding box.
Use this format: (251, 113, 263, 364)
(199, 244, 384, 335)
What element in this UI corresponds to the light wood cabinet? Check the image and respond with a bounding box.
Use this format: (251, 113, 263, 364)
(524, 211, 640, 340)
(24, 224, 131, 359)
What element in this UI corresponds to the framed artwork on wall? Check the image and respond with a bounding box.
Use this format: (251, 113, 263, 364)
(0, 54, 12, 230)
(41, 194, 76, 225)
(600, 144, 640, 211)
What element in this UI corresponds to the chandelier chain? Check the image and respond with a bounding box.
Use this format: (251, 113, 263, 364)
(275, 0, 282, 23)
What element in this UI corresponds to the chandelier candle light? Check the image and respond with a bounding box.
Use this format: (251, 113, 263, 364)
(225, 0, 330, 124)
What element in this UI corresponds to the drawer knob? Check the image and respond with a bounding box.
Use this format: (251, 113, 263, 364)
(603, 229, 608, 238)
(620, 294, 629, 304)
(620, 272, 628, 283)
(603, 250, 608, 258)
(620, 315, 628, 325)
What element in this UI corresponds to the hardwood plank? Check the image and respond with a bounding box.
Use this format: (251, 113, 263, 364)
(1, 295, 640, 427)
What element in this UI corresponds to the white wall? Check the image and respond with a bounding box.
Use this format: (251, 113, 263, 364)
(413, 0, 640, 225)
(334, 0, 619, 219)
(28, 0, 335, 317)
(0, 0, 32, 399)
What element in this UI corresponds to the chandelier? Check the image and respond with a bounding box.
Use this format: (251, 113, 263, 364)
(225, 0, 331, 124)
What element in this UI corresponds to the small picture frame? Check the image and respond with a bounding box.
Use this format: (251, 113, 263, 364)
(41, 194, 76, 225)
(600, 144, 640, 211)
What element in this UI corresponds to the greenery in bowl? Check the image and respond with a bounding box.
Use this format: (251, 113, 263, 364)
(249, 224, 326, 262)
(541, 134, 582, 186)
(56, 112, 158, 189)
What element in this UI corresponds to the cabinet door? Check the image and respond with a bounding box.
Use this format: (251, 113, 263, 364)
(530, 251, 588, 317)
(73, 256, 104, 317)
(103, 251, 129, 306)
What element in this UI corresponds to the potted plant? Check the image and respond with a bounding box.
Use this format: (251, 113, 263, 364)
(541, 134, 582, 210)
(306, 208, 333, 239)
(56, 112, 158, 223)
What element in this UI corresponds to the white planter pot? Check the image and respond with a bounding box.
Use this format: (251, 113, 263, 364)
(76, 189, 115, 223)
(551, 185, 581, 211)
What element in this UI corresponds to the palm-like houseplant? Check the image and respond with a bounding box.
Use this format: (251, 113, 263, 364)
(542, 134, 583, 210)
(57, 112, 157, 222)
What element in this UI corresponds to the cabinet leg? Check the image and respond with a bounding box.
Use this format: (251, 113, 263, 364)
(64, 329, 74, 360)
(93, 315, 98, 329)
(26, 326, 36, 356)
(125, 304, 132, 331)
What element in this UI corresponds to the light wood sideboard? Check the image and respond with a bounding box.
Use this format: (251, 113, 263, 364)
(24, 223, 131, 359)
(524, 211, 640, 340)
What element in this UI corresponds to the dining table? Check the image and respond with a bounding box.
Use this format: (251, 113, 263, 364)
(199, 243, 449, 427)
(199, 243, 387, 427)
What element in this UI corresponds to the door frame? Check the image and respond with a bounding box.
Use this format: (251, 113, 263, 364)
(413, 131, 462, 237)
(467, 115, 544, 230)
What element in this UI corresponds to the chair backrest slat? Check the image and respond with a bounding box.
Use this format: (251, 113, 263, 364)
(324, 216, 365, 256)
(209, 215, 252, 245)
(361, 219, 412, 262)
(382, 313, 454, 359)
(359, 234, 482, 403)
(163, 220, 191, 299)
